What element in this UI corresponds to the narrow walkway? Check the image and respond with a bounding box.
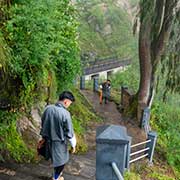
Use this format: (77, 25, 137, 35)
(81, 90, 146, 144)
(0, 90, 146, 180)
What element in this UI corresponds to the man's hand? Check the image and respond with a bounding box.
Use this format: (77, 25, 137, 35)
(37, 138, 45, 149)
(70, 146, 76, 154)
(69, 135, 76, 153)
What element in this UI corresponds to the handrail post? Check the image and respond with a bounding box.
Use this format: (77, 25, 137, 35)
(93, 77, 99, 92)
(96, 125, 131, 180)
(80, 76, 85, 90)
(146, 131, 157, 164)
(125, 140, 131, 170)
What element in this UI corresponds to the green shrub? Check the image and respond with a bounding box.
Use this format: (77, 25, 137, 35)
(148, 172, 174, 180)
(151, 102, 180, 170)
(1, 0, 80, 107)
(69, 88, 101, 153)
(110, 63, 139, 92)
(124, 171, 141, 180)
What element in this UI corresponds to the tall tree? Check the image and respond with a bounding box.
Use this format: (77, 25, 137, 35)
(137, 0, 179, 115)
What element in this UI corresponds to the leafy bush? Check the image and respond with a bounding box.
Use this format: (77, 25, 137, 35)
(151, 102, 180, 170)
(110, 63, 139, 92)
(148, 172, 174, 180)
(1, 0, 80, 107)
(69, 88, 101, 153)
(124, 171, 141, 180)
(0, 0, 81, 161)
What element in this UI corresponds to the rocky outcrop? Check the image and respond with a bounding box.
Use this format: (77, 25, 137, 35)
(16, 107, 42, 146)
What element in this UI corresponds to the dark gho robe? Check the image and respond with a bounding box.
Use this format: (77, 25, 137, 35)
(102, 82, 111, 98)
(40, 103, 74, 167)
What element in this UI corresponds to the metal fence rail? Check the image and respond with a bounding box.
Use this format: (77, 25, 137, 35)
(129, 153, 149, 164)
(131, 139, 151, 148)
(111, 162, 124, 180)
(129, 139, 152, 164)
(130, 147, 150, 156)
(128, 132, 157, 165)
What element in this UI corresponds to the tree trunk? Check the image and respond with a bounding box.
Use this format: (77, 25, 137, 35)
(135, 0, 177, 122)
(138, 19, 152, 107)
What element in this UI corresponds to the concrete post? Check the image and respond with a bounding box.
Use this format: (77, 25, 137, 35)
(80, 76, 85, 90)
(96, 125, 131, 180)
(93, 77, 99, 92)
(140, 107, 150, 135)
(146, 131, 157, 164)
(125, 140, 131, 170)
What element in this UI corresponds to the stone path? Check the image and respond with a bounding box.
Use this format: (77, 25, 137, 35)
(0, 90, 146, 180)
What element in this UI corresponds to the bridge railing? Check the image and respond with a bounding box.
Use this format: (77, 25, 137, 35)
(82, 55, 119, 66)
(84, 58, 131, 75)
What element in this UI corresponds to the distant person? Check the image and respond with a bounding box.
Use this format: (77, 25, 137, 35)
(100, 79, 111, 104)
(39, 91, 76, 180)
(99, 84, 103, 104)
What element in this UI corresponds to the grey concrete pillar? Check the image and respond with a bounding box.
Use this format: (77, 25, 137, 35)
(80, 76, 85, 90)
(93, 77, 99, 92)
(96, 125, 131, 180)
(125, 140, 131, 170)
(146, 131, 157, 163)
(140, 107, 150, 134)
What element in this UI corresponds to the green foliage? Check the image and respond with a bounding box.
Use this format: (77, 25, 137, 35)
(148, 172, 174, 180)
(76, 0, 138, 58)
(0, 110, 34, 162)
(124, 171, 141, 180)
(126, 160, 178, 180)
(69, 88, 101, 153)
(70, 88, 100, 133)
(1, 0, 80, 107)
(151, 102, 180, 170)
(110, 63, 139, 92)
(0, 33, 9, 72)
(0, 0, 81, 162)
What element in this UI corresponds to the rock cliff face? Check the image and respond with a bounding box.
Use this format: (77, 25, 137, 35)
(16, 107, 42, 149)
(75, 0, 138, 59)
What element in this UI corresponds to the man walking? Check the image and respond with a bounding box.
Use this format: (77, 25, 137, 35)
(40, 91, 76, 180)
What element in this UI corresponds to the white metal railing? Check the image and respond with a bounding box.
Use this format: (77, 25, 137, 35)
(131, 139, 151, 148)
(130, 147, 150, 156)
(129, 139, 151, 164)
(111, 162, 124, 180)
(129, 153, 149, 164)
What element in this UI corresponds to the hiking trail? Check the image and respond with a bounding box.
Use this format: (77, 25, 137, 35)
(0, 90, 146, 180)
